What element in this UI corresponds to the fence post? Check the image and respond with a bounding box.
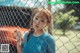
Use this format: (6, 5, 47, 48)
(48, 0, 53, 35)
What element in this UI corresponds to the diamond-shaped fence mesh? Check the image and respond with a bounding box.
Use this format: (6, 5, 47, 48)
(0, 0, 80, 53)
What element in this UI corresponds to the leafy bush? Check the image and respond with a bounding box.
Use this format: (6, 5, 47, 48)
(54, 9, 79, 35)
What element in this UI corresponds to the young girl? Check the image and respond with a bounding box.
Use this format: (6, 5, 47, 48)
(15, 8, 56, 53)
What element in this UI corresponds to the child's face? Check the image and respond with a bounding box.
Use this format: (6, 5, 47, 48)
(33, 13, 47, 30)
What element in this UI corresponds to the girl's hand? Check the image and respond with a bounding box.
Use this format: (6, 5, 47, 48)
(14, 29, 22, 44)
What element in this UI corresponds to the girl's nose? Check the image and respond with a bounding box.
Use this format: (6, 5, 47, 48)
(35, 21, 39, 24)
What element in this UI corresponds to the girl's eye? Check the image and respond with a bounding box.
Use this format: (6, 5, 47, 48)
(41, 20, 44, 22)
(35, 18, 38, 20)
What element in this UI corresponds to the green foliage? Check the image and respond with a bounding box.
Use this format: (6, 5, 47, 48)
(54, 9, 78, 29)
(54, 9, 79, 35)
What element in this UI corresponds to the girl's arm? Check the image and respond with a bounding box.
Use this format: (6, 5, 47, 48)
(14, 29, 22, 53)
(46, 35, 56, 53)
(16, 31, 29, 53)
(17, 43, 22, 53)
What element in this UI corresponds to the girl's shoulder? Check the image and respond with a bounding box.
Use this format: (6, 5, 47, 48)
(22, 31, 29, 38)
(43, 33, 55, 40)
(42, 33, 55, 45)
(24, 31, 29, 35)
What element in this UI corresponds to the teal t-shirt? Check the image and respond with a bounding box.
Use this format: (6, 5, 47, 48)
(21, 32, 56, 53)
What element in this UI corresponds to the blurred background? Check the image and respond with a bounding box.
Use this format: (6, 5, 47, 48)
(0, 0, 80, 53)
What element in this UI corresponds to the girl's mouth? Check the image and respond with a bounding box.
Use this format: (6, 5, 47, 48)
(35, 25, 39, 28)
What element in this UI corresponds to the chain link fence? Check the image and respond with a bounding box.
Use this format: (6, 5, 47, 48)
(0, 0, 80, 53)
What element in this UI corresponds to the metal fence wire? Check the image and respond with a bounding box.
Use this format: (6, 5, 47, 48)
(0, 0, 80, 53)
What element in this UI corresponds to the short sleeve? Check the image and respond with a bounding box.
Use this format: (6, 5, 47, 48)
(21, 32, 28, 48)
(46, 35, 56, 53)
